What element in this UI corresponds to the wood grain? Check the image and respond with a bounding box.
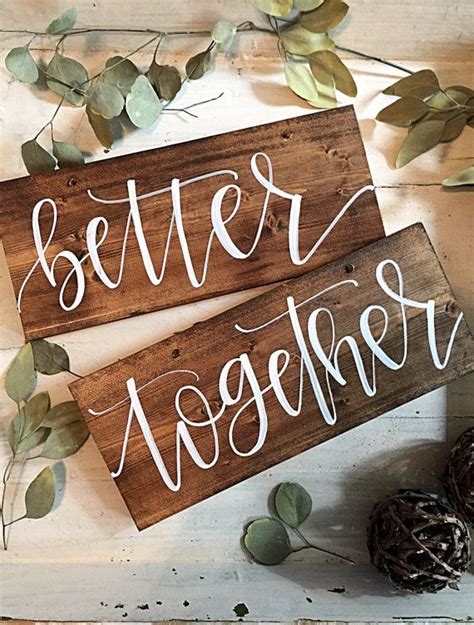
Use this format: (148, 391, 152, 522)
(0, 106, 383, 340)
(70, 224, 474, 530)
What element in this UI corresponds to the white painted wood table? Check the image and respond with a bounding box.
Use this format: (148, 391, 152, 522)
(0, 1, 473, 622)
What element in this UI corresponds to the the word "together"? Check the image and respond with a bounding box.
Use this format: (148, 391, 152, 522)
(88, 258, 463, 492)
(18, 152, 374, 312)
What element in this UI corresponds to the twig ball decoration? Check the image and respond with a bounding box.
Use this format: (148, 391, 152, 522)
(367, 490, 471, 593)
(443, 427, 474, 525)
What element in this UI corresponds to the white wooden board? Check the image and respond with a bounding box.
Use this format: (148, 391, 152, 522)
(0, 0, 473, 622)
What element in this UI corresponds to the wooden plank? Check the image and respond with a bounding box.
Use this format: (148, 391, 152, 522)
(0, 106, 383, 340)
(70, 224, 474, 530)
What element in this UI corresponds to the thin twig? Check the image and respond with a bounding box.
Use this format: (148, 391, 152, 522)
(292, 526, 356, 564)
(335, 44, 413, 75)
(165, 91, 224, 118)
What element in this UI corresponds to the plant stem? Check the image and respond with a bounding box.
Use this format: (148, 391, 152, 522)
(1, 24, 275, 37)
(34, 95, 65, 140)
(292, 527, 356, 564)
(1, 454, 16, 550)
(335, 45, 413, 75)
(165, 92, 224, 117)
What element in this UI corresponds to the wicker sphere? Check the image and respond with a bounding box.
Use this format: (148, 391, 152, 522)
(443, 427, 474, 525)
(367, 490, 471, 593)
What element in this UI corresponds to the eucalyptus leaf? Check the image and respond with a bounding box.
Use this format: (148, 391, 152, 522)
(442, 165, 474, 187)
(5, 46, 38, 83)
(300, 0, 349, 32)
(21, 391, 51, 435)
(103, 56, 140, 96)
(308, 75, 337, 108)
(284, 60, 319, 102)
(46, 52, 88, 106)
(440, 114, 468, 143)
(86, 104, 114, 149)
(250, 0, 293, 16)
(31, 338, 71, 375)
(24, 466, 56, 519)
(126, 75, 163, 128)
(280, 25, 334, 55)
(52, 141, 84, 168)
(309, 50, 356, 96)
(396, 119, 445, 168)
(7, 393, 51, 452)
(426, 90, 454, 110)
(46, 8, 77, 35)
(41, 420, 89, 459)
(5, 343, 37, 403)
(445, 85, 474, 104)
(185, 50, 213, 80)
(88, 82, 124, 119)
(376, 96, 429, 127)
(244, 518, 292, 565)
(17, 427, 50, 454)
(21, 140, 56, 176)
(147, 62, 181, 100)
(212, 21, 237, 52)
(275, 482, 313, 528)
(294, 0, 325, 11)
(383, 69, 439, 97)
(42, 400, 83, 429)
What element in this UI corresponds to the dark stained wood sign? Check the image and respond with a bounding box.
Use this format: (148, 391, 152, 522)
(0, 106, 384, 339)
(70, 224, 474, 530)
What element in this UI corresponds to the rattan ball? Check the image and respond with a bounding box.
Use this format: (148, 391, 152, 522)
(367, 489, 471, 593)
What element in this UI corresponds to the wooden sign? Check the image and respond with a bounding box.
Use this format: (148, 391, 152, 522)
(0, 106, 384, 340)
(70, 224, 474, 530)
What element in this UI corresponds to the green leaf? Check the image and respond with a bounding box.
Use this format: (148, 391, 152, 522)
(31, 339, 71, 375)
(21, 140, 56, 176)
(426, 90, 454, 110)
(280, 25, 334, 55)
(251, 0, 293, 16)
(300, 0, 349, 32)
(445, 85, 474, 105)
(22, 392, 51, 435)
(125, 75, 163, 128)
(46, 8, 77, 34)
(86, 105, 115, 149)
(284, 59, 319, 101)
(41, 420, 89, 459)
(185, 50, 213, 80)
(7, 392, 50, 452)
(376, 96, 429, 127)
(244, 518, 292, 565)
(294, 0, 325, 11)
(17, 427, 50, 454)
(52, 141, 84, 168)
(309, 50, 357, 96)
(5, 344, 37, 404)
(42, 400, 83, 429)
(396, 119, 445, 168)
(147, 62, 181, 101)
(212, 21, 238, 52)
(46, 52, 88, 106)
(383, 69, 439, 97)
(440, 114, 468, 143)
(88, 82, 124, 119)
(103, 56, 141, 96)
(308, 76, 337, 108)
(275, 482, 312, 528)
(5, 46, 38, 83)
(24, 466, 56, 519)
(442, 165, 474, 187)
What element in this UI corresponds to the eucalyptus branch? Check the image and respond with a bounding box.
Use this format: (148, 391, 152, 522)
(164, 92, 225, 118)
(334, 44, 413, 75)
(292, 526, 356, 564)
